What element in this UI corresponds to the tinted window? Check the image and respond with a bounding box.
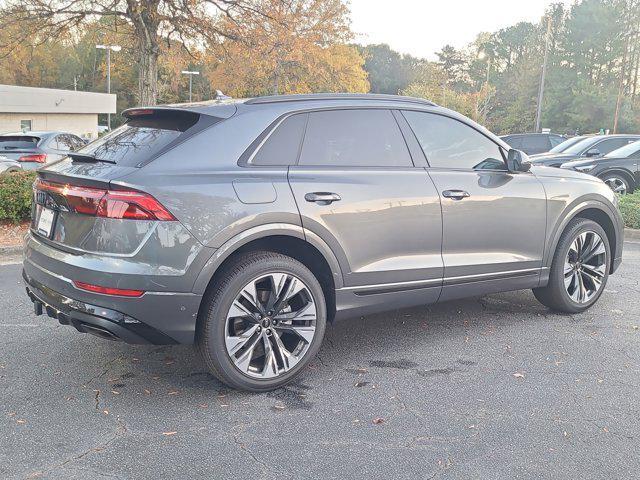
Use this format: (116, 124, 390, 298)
(252, 114, 307, 166)
(298, 109, 412, 167)
(403, 111, 505, 170)
(592, 138, 635, 156)
(76, 110, 205, 166)
(604, 140, 640, 158)
(549, 135, 565, 147)
(0, 135, 40, 150)
(54, 135, 74, 151)
(521, 135, 550, 151)
(503, 136, 522, 149)
(549, 137, 585, 153)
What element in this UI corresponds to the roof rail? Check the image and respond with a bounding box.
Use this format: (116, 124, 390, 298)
(244, 93, 436, 107)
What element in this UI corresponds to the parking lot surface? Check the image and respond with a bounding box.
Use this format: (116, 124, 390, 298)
(1, 242, 639, 479)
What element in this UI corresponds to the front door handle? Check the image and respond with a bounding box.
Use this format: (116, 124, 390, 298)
(304, 192, 341, 205)
(442, 189, 470, 200)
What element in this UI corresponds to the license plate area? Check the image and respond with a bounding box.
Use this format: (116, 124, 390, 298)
(36, 205, 56, 239)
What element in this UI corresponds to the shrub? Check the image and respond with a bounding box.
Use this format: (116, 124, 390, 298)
(619, 191, 640, 229)
(0, 171, 36, 223)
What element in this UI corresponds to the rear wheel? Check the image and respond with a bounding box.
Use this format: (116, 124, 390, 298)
(600, 172, 632, 195)
(533, 218, 610, 313)
(197, 251, 326, 392)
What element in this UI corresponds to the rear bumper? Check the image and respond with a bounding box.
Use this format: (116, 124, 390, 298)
(24, 270, 176, 344)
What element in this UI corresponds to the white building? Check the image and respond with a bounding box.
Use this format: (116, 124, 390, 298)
(0, 84, 116, 140)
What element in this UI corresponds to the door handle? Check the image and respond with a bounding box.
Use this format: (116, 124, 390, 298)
(304, 192, 341, 205)
(442, 190, 470, 200)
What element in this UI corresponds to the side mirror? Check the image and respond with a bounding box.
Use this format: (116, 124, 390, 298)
(585, 148, 601, 158)
(507, 149, 531, 172)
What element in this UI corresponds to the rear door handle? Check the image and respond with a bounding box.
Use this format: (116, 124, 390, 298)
(442, 190, 470, 200)
(304, 192, 341, 205)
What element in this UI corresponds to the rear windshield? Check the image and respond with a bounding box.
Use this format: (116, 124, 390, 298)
(549, 136, 584, 153)
(0, 136, 40, 150)
(76, 110, 204, 166)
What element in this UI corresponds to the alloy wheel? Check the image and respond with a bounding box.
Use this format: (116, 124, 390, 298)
(564, 231, 607, 304)
(224, 273, 317, 379)
(603, 176, 628, 195)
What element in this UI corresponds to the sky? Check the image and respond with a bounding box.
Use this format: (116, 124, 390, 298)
(349, 0, 572, 59)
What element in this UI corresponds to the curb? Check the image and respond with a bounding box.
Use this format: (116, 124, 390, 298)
(625, 228, 640, 242)
(0, 245, 22, 256)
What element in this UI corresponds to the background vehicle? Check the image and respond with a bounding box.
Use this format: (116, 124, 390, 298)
(545, 135, 593, 155)
(500, 133, 566, 155)
(530, 134, 640, 167)
(0, 155, 21, 174)
(0, 131, 86, 170)
(22, 94, 624, 392)
(561, 140, 640, 194)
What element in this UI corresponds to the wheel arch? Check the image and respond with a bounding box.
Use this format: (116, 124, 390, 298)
(544, 201, 620, 276)
(192, 223, 343, 324)
(598, 168, 637, 192)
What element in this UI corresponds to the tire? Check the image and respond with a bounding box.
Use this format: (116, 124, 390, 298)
(533, 218, 610, 313)
(600, 172, 633, 195)
(197, 251, 326, 392)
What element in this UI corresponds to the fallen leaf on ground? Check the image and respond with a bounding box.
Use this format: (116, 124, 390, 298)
(372, 417, 385, 425)
(168, 390, 179, 395)
(162, 431, 177, 436)
(199, 404, 208, 408)
(16, 419, 26, 424)
(513, 372, 525, 379)
(273, 404, 285, 411)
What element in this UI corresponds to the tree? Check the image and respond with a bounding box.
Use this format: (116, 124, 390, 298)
(205, 0, 368, 97)
(358, 44, 422, 94)
(0, 0, 268, 105)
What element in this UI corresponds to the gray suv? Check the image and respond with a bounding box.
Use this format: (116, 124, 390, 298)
(23, 94, 624, 391)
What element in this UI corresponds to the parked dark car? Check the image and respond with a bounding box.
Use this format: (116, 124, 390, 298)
(561, 140, 640, 194)
(0, 155, 22, 174)
(546, 135, 593, 154)
(0, 131, 86, 170)
(500, 133, 566, 155)
(23, 94, 624, 391)
(529, 134, 640, 167)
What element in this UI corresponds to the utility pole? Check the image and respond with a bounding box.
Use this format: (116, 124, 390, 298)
(96, 44, 121, 131)
(613, 2, 633, 133)
(181, 71, 200, 102)
(535, 15, 552, 133)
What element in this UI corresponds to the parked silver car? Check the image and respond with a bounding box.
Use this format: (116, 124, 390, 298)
(23, 94, 624, 391)
(0, 155, 21, 174)
(0, 131, 86, 170)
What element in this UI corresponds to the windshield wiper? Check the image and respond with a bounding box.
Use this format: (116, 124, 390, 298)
(68, 152, 116, 164)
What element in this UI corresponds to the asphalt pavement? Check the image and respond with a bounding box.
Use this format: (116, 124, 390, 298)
(1, 242, 640, 479)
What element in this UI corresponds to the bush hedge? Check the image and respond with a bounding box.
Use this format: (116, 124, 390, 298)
(619, 191, 640, 230)
(0, 171, 37, 223)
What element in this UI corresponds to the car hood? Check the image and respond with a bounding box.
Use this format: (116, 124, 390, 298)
(530, 165, 602, 182)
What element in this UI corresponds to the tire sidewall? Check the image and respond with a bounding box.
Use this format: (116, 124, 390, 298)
(601, 173, 630, 194)
(202, 254, 326, 391)
(552, 219, 611, 311)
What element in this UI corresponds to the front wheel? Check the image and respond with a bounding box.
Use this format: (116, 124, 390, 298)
(197, 251, 326, 392)
(533, 218, 610, 313)
(600, 172, 632, 195)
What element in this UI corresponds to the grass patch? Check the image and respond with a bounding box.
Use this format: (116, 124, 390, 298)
(619, 191, 640, 229)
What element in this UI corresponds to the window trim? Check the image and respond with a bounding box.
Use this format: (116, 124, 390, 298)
(399, 109, 509, 172)
(241, 106, 419, 169)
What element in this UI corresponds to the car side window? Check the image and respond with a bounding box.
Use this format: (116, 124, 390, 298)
(298, 109, 412, 167)
(549, 136, 565, 147)
(252, 114, 307, 166)
(402, 111, 506, 170)
(505, 136, 522, 149)
(592, 138, 633, 155)
(522, 135, 550, 151)
(55, 135, 73, 151)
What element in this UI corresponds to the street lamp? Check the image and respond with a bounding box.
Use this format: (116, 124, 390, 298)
(96, 44, 121, 131)
(181, 70, 200, 102)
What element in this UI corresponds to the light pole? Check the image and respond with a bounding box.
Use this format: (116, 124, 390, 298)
(96, 44, 121, 131)
(181, 70, 200, 102)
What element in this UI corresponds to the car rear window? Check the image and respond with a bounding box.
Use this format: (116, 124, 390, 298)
(0, 136, 40, 150)
(76, 110, 210, 167)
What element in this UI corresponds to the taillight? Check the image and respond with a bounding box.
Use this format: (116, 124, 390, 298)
(19, 154, 47, 163)
(73, 281, 144, 297)
(34, 178, 176, 221)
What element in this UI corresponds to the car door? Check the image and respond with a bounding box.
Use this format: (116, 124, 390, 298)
(583, 137, 636, 158)
(288, 108, 443, 301)
(401, 110, 547, 302)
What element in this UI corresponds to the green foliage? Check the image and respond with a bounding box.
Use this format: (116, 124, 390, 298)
(0, 171, 36, 223)
(619, 192, 640, 229)
(358, 44, 424, 94)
